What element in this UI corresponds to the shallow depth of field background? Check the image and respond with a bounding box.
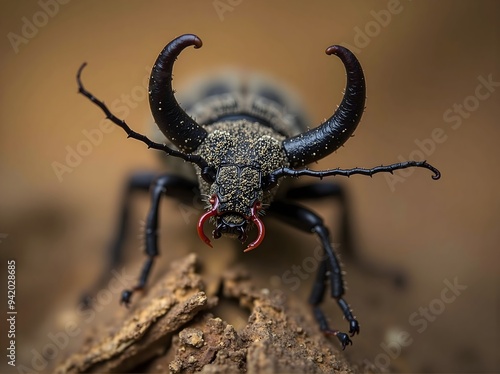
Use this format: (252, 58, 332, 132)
(0, 1, 498, 373)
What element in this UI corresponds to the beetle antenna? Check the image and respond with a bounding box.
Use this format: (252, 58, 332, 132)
(76, 63, 209, 169)
(270, 161, 441, 180)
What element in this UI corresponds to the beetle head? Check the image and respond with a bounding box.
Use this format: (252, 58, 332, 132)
(195, 124, 287, 252)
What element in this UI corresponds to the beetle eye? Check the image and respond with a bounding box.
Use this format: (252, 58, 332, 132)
(201, 166, 216, 184)
(262, 174, 278, 191)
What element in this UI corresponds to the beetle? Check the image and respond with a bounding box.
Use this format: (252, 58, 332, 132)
(76, 34, 440, 349)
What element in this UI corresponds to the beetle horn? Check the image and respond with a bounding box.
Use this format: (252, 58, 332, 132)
(282, 45, 366, 167)
(149, 34, 207, 152)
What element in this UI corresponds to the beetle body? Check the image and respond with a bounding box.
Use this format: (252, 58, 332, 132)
(184, 80, 305, 248)
(77, 34, 440, 349)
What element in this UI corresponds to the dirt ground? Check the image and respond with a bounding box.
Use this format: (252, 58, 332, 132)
(0, 1, 499, 373)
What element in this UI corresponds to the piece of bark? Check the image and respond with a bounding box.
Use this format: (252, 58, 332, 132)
(55, 254, 216, 373)
(56, 255, 363, 373)
(163, 267, 354, 374)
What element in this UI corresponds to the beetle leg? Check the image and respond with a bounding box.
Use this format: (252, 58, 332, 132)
(269, 200, 359, 349)
(311, 224, 360, 346)
(120, 174, 199, 305)
(109, 173, 157, 269)
(285, 183, 352, 257)
(285, 182, 406, 288)
(309, 256, 356, 349)
(81, 171, 156, 308)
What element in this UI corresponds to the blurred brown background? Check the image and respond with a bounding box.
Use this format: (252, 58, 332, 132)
(0, 1, 498, 373)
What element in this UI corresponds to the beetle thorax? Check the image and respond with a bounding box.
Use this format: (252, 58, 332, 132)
(194, 120, 288, 238)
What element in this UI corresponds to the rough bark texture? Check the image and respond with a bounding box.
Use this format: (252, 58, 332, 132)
(55, 254, 367, 374)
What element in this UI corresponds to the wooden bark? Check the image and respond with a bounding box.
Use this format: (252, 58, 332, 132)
(55, 254, 366, 373)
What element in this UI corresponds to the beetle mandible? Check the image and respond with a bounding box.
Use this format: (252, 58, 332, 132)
(76, 34, 440, 349)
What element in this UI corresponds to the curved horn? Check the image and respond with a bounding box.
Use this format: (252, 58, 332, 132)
(149, 34, 207, 152)
(282, 45, 366, 167)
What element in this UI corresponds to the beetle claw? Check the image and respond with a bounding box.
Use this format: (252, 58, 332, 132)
(120, 290, 133, 306)
(243, 200, 265, 252)
(197, 195, 219, 247)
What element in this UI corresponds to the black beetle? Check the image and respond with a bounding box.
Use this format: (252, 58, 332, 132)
(77, 34, 440, 349)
